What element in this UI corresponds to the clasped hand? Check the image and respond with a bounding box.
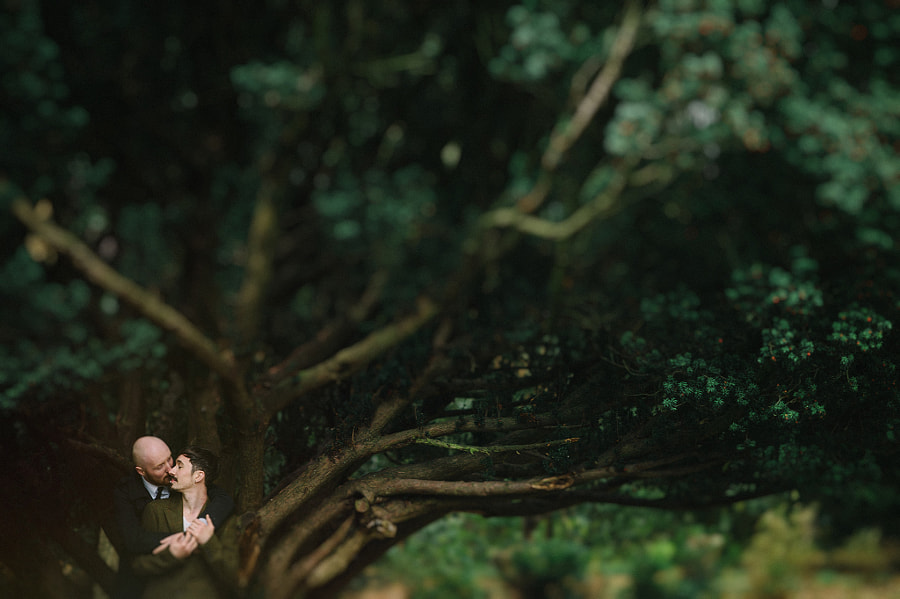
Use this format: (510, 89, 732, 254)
(152, 515, 215, 558)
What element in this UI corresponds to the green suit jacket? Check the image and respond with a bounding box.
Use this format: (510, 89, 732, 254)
(133, 495, 229, 598)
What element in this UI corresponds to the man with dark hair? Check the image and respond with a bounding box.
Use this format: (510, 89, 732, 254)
(133, 446, 233, 598)
(179, 446, 220, 483)
(112, 437, 233, 598)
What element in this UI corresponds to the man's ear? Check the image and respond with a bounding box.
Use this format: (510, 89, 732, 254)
(195, 470, 205, 484)
(135, 466, 145, 476)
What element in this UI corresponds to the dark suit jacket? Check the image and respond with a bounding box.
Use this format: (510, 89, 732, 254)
(133, 495, 230, 599)
(114, 473, 234, 555)
(112, 473, 234, 599)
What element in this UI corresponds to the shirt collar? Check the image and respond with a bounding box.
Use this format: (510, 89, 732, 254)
(141, 478, 170, 499)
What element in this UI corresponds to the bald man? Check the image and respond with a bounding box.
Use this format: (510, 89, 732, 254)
(112, 436, 234, 599)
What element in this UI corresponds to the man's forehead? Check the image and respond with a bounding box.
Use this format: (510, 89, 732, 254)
(142, 450, 171, 469)
(152, 453, 171, 465)
(176, 454, 192, 465)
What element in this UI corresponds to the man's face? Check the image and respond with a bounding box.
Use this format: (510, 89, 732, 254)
(168, 454, 199, 491)
(136, 449, 173, 487)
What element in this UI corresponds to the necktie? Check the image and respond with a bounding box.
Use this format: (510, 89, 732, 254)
(155, 487, 164, 500)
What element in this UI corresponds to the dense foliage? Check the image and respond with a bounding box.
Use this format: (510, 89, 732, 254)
(1, 0, 898, 597)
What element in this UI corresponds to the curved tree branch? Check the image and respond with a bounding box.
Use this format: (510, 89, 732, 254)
(514, 0, 643, 214)
(263, 296, 440, 415)
(354, 473, 586, 498)
(369, 412, 572, 454)
(279, 516, 356, 599)
(541, 0, 643, 173)
(256, 444, 489, 541)
(301, 525, 373, 593)
(271, 452, 720, 595)
(305, 513, 445, 599)
(64, 438, 131, 473)
(347, 457, 705, 502)
(476, 0, 644, 239)
(263, 270, 388, 387)
(366, 316, 454, 435)
(479, 163, 632, 240)
(10, 197, 239, 385)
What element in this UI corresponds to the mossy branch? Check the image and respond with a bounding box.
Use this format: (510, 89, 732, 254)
(414, 437, 580, 455)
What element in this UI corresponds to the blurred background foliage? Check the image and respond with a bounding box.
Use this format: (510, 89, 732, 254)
(345, 496, 900, 598)
(3, 0, 897, 402)
(2, 0, 899, 595)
